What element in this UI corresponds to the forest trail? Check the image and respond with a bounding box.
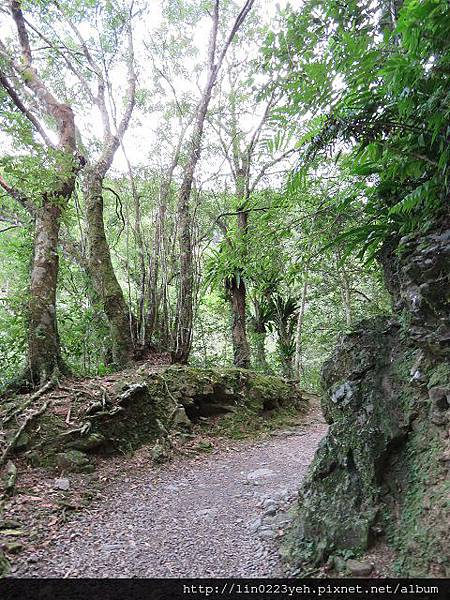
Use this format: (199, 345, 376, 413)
(11, 417, 326, 578)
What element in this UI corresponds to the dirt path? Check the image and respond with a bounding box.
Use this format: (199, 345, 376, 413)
(10, 420, 326, 578)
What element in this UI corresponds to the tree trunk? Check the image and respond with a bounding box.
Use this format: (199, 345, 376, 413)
(122, 149, 146, 346)
(227, 275, 251, 369)
(224, 73, 253, 369)
(146, 200, 162, 346)
(173, 85, 214, 363)
(80, 18, 136, 366)
(173, 0, 255, 363)
(27, 199, 65, 385)
(340, 269, 352, 327)
(279, 327, 294, 379)
(251, 312, 269, 373)
(228, 208, 251, 369)
(254, 332, 267, 371)
(84, 171, 134, 367)
(147, 169, 173, 347)
(335, 250, 352, 327)
(174, 189, 194, 363)
(0, 2, 80, 387)
(293, 275, 309, 380)
(147, 124, 187, 349)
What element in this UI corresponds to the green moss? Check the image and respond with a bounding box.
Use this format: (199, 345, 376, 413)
(398, 308, 412, 335)
(5, 365, 306, 465)
(384, 421, 445, 576)
(204, 404, 302, 440)
(194, 441, 214, 452)
(286, 315, 449, 576)
(392, 349, 417, 383)
(0, 550, 10, 578)
(427, 363, 450, 389)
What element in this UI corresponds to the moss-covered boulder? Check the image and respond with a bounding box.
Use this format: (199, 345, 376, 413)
(286, 222, 450, 576)
(2, 366, 307, 465)
(55, 450, 95, 473)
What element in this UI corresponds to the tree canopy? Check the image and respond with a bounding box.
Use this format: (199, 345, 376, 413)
(0, 0, 447, 392)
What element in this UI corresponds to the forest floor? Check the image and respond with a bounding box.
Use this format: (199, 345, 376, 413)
(4, 402, 328, 578)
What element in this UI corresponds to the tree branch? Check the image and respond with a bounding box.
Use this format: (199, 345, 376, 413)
(23, 15, 96, 104)
(116, 21, 136, 142)
(0, 174, 36, 215)
(216, 205, 275, 220)
(246, 91, 276, 159)
(0, 68, 54, 147)
(213, 0, 255, 76)
(208, 0, 219, 74)
(9, 0, 76, 152)
(0, 224, 22, 234)
(249, 147, 297, 193)
(96, 17, 136, 177)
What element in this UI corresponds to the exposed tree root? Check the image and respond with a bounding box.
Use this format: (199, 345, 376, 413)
(0, 398, 53, 468)
(0, 365, 308, 475)
(3, 377, 57, 425)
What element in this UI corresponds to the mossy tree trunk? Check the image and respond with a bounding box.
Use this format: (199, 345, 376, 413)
(0, 2, 79, 387)
(227, 272, 251, 369)
(84, 171, 135, 367)
(82, 22, 137, 367)
(27, 198, 66, 385)
(173, 61, 216, 363)
(293, 275, 309, 380)
(227, 173, 251, 369)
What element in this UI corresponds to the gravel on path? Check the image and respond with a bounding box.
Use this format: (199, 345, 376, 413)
(11, 422, 326, 578)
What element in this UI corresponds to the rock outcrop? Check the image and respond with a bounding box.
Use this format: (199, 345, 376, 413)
(1, 366, 307, 470)
(286, 220, 450, 576)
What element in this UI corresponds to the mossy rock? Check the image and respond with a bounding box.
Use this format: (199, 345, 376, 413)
(55, 450, 94, 473)
(82, 366, 305, 453)
(66, 433, 106, 452)
(5, 366, 307, 463)
(286, 223, 450, 576)
(286, 317, 449, 575)
(427, 364, 450, 389)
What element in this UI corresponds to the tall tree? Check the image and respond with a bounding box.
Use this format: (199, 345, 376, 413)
(0, 0, 80, 387)
(81, 20, 137, 367)
(47, 3, 138, 366)
(173, 0, 255, 364)
(142, 31, 197, 349)
(210, 60, 296, 368)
